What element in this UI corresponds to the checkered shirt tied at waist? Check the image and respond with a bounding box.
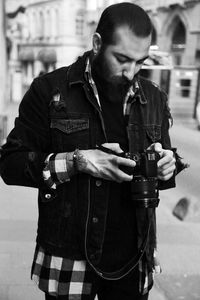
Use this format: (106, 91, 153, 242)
(31, 245, 92, 297)
(32, 57, 157, 297)
(31, 245, 152, 297)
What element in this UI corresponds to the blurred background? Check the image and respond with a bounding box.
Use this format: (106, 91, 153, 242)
(1, 0, 200, 138)
(0, 1, 200, 299)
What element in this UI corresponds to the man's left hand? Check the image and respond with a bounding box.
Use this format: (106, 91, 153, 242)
(148, 143, 176, 181)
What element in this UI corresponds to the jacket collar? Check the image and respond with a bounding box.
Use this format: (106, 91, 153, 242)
(133, 77, 147, 104)
(68, 51, 91, 86)
(67, 50, 148, 105)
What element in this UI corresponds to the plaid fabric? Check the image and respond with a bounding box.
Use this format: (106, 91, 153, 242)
(35, 56, 160, 297)
(43, 153, 72, 189)
(123, 81, 139, 116)
(31, 245, 155, 297)
(31, 245, 93, 298)
(85, 58, 101, 110)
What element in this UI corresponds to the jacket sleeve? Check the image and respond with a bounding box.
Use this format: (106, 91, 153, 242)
(0, 77, 51, 188)
(157, 90, 174, 190)
(158, 90, 188, 190)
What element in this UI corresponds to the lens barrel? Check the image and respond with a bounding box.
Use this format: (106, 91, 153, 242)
(131, 176, 160, 208)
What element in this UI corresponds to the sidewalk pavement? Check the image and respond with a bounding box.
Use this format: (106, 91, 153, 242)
(151, 189, 200, 300)
(1, 179, 200, 300)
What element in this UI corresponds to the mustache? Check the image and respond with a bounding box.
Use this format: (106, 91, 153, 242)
(110, 75, 134, 87)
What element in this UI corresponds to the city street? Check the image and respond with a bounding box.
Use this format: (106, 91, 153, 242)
(165, 118, 200, 222)
(153, 117, 200, 300)
(1, 0, 200, 299)
(0, 119, 200, 300)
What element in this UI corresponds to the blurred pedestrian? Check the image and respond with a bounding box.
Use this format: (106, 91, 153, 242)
(0, 2, 185, 300)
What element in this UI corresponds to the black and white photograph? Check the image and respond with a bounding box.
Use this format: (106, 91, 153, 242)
(0, 1, 200, 299)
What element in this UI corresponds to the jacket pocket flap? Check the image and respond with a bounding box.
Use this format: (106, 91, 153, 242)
(51, 119, 89, 134)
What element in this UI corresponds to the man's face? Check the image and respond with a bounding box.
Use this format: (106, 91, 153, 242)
(93, 26, 151, 87)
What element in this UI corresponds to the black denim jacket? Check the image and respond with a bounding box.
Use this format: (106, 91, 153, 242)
(0, 52, 176, 264)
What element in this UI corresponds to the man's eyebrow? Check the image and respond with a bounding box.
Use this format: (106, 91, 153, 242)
(114, 52, 132, 60)
(114, 52, 149, 62)
(137, 55, 149, 62)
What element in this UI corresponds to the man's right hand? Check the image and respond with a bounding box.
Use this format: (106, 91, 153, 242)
(77, 143, 136, 183)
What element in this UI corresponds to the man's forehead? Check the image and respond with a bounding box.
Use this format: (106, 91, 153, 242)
(111, 25, 151, 45)
(107, 25, 151, 59)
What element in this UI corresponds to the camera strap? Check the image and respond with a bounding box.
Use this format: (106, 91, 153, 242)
(85, 217, 152, 280)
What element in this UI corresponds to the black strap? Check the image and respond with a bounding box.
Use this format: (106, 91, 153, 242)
(85, 218, 151, 280)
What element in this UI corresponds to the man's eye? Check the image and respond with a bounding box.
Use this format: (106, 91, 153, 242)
(137, 60, 145, 65)
(116, 56, 127, 63)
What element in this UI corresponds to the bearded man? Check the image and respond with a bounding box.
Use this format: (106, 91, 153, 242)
(0, 2, 185, 300)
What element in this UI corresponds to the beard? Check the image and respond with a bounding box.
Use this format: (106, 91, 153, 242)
(91, 49, 134, 103)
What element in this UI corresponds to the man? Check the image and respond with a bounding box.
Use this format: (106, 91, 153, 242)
(0, 3, 185, 300)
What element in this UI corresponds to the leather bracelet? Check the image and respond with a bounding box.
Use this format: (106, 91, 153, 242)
(73, 149, 80, 173)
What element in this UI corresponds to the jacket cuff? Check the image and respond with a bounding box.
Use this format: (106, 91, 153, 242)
(43, 152, 72, 189)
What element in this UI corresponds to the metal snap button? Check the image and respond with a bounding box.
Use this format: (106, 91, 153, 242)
(45, 193, 51, 199)
(92, 217, 99, 223)
(96, 180, 102, 187)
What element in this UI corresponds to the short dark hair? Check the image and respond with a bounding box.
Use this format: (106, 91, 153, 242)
(96, 2, 152, 45)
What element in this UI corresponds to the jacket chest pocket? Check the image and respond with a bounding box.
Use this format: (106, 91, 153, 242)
(127, 124, 161, 152)
(50, 117, 90, 152)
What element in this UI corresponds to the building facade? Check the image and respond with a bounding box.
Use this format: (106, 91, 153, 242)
(4, 0, 89, 134)
(141, 0, 200, 120)
(7, 0, 87, 99)
(1, 0, 200, 143)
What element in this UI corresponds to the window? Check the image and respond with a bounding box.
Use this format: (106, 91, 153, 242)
(171, 19, 186, 66)
(75, 11, 84, 36)
(179, 78, 191, 97)
(174, 53, 182, 66)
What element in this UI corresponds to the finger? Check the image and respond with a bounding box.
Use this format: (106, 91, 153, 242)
(98, 162, 133, 182)
(158, 160, 175, 171)
(110, 168, 133, 183)
(158, 165, 176, 181)
(101, 143, 123, 154)
(157, 155, 175, 168)
(159, 158, 176, 169)
(106, 156, 135, 182)
(158, 164, 175, 177)
(158, 162, 176, 177)
(116, 156, 136, 168)
(158, 171, 174, 181)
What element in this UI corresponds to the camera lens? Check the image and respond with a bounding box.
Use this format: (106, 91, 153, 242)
(131, 176, 159, 208)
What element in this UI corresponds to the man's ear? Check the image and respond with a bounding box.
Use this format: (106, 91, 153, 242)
(92, 33, 102, 55)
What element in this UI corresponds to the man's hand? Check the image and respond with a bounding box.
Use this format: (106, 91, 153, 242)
(77, 143, 136, 183)
(148, 143, 176, 181)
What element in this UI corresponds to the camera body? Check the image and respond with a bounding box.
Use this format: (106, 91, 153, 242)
(120, 150, 160, 208)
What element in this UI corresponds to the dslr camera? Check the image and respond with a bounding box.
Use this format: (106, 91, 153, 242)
(121, 150, 160, 208)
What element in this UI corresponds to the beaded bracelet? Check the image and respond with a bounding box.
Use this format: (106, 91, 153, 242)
(73, 149, 80, 173)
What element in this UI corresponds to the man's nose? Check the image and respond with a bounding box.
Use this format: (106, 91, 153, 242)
(123, 62, 136, 81)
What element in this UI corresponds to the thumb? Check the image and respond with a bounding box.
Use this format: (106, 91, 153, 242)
(148, 142, 163, 154)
